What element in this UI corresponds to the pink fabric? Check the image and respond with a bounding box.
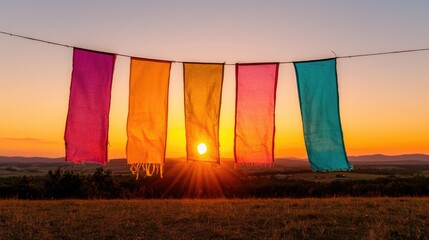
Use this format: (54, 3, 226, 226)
(235, 63, 279, 166)
(64, 48, 116, 164)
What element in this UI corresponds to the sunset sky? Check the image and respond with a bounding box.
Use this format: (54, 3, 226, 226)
(1, 1, 429, 159)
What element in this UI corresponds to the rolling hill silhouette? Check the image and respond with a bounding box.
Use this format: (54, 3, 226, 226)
(1, 154, 429, 166)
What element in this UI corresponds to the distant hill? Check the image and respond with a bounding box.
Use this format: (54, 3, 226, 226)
(348, 154, 429, 165)
(0, 156, 65, 163)
(2, 154, 429, 184)
(274, 154, 429, 166)
(1, 154, 429, 167)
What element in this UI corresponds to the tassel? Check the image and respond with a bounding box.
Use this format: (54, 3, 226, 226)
(235, 162, 274, 168)
(130, 163, 164, 179)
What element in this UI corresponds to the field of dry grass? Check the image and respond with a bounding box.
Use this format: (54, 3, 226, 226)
(0, 198, 428, 239)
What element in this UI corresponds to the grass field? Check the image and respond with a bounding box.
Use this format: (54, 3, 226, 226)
(0, 198, 428, 239)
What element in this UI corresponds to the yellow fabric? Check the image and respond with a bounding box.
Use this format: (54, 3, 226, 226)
(127, 58, 171, 178)
(184, 63, 224, 163)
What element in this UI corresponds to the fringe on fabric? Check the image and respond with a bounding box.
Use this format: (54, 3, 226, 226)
(313, 165, 354, 172)
(130, 163, 164, 180)
(234, 162, 274, 169)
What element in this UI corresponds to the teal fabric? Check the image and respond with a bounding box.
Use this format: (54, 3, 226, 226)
(294, 58, 352, 171)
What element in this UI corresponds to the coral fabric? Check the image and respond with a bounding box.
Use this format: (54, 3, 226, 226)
(64, 48, 116, 164)
(234, 63, 279, 166)
(294, 58, 352, 171)
(184, 63, 224, 163)
(127, 58, 171, 177)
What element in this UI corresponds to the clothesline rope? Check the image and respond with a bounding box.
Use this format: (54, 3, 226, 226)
(2, 30, 429, 65)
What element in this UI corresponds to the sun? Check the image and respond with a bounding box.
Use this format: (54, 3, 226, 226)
(197, 143, 207, 155)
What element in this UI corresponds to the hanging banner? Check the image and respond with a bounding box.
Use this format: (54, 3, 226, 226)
(294, 58, 352, 171)
(127, 58, 171, 178)
(235, 63, 279, 166)
(64, 48, 116, 164)
(183, 63, 224, 163)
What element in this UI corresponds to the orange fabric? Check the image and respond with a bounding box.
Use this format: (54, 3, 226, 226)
(127, 58, 171, 178)
(184, 63, 224, 163)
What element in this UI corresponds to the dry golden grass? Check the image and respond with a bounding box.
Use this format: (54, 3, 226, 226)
(0, 198, 428, 239)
